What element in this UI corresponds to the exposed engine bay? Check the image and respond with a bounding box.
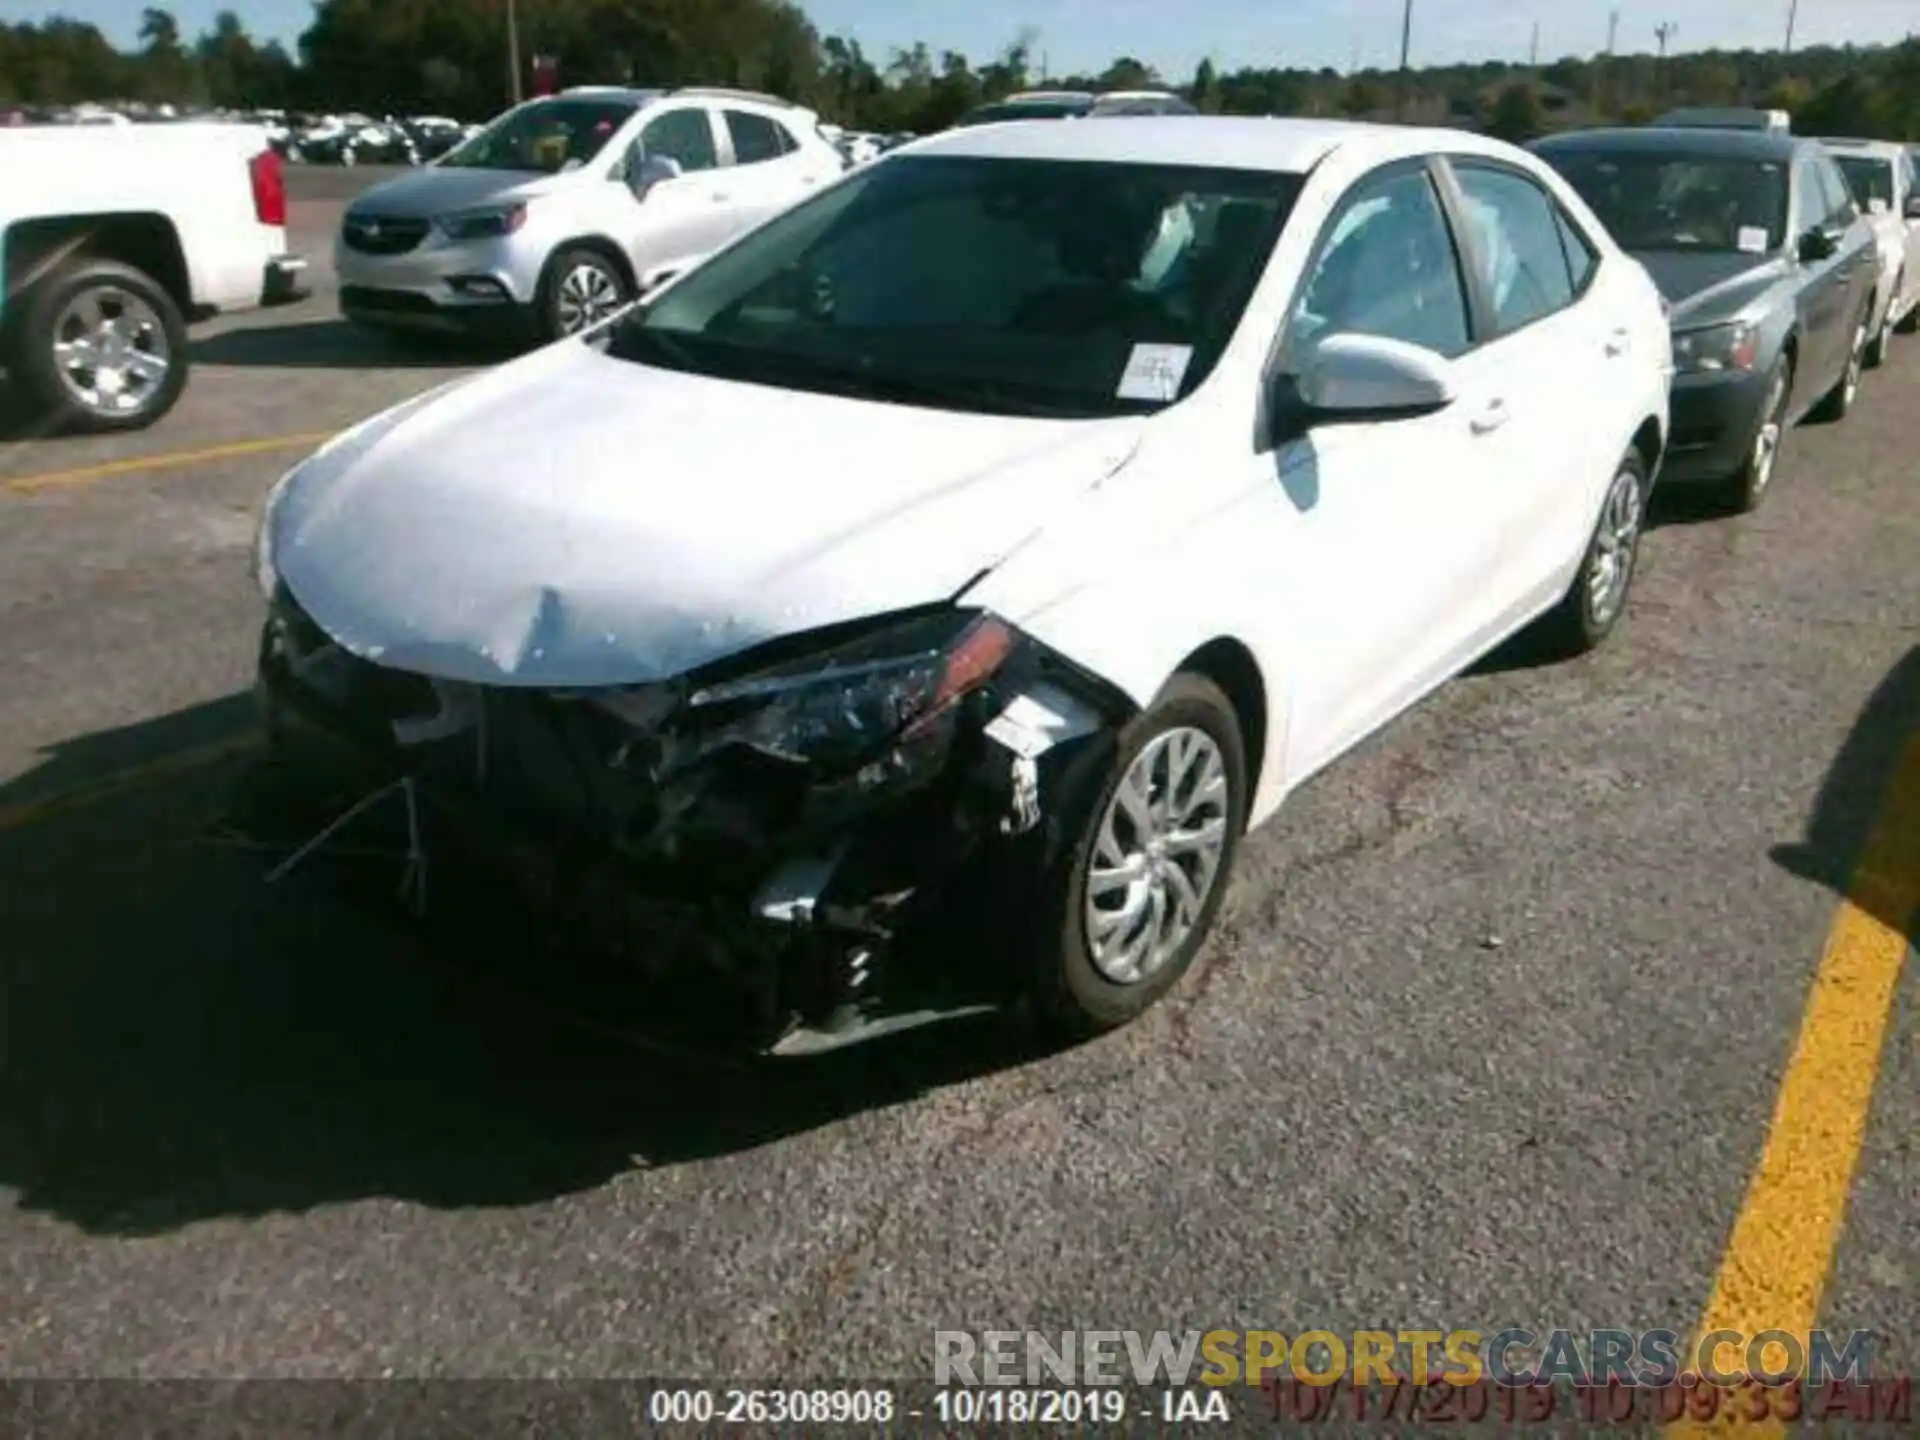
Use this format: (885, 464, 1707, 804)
(252, 584, 1134, 1055)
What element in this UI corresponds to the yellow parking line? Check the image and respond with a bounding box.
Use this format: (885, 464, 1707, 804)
(0, 733, 260, 834)
(1, 432, 332, 495)
(1669, 729, 1920, 1436)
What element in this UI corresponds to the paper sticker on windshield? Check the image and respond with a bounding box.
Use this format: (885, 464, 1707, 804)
(1737, 226, 1770, 254)
(1117, 343, 1194, 402)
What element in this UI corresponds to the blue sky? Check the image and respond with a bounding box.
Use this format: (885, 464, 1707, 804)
(29, 0, 1920, 79)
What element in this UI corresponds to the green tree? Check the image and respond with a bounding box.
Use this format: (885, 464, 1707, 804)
(1485, 81, 1542, 140)
(1338, 76, 1383, 117)
(1796, 73, 1885, 137)
(1190, 56, 1221, 112)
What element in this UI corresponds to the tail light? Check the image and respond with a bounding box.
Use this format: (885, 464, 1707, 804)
(249, 148, 287, 227)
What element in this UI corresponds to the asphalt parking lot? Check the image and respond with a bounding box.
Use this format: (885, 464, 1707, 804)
(0, 166, 1914, 1384)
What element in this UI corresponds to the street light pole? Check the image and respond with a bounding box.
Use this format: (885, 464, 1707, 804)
(1395, 0, 1413, 121)
(1784, 0, 1799, 55)
(507, 0, 524, 104)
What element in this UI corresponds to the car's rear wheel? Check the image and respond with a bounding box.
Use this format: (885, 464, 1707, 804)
(1864, 294, 1893, 369)
(1808, 312, 1868, 422)
(1895, 276, 1918, 334)
(1532, 448, 1649, 657)
(1031, 673, 1247, 1039)
(13, 258, 188, 434)
(1722, 358, 1792, 514)
(539, 247, 632, 343)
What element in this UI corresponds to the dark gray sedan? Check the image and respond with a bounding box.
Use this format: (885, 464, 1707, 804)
(1534, 127, 1880, 512)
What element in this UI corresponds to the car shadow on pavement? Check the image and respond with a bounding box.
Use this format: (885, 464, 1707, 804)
(192, 319, 512, 370)
(0, 696, 1040, 1237)
(1770, 643, 1920, 936)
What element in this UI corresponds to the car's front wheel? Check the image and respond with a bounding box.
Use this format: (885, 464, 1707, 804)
(1808, 312, 1868, 422)
(1722, 357, 1792, 514)
(1032, 673, 1247, 1038)
(540, 247, 632, 343)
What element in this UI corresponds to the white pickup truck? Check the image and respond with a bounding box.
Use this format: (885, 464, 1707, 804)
(1, 122, 307, 432)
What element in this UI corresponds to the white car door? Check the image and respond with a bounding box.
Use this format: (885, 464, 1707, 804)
(1261, 161, 1521, 776)
(1445, 159, 1631, 606)
(622, 103, 733, 273)
(715, 107, 835, 231)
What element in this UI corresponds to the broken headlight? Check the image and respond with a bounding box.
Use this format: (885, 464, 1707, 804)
(680, 610, 1016, 770)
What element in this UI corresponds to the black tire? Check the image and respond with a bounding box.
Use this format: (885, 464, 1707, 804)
(1897, 286, 1919, 335)
(537, 246, 632, 344)
(1863, 295, 1893, 369)
(1531, 449, 1650, 657)
(1807, 309, 1868, 423)
(1030, 672, 1248, 1039)
(1719, 357, 1792, 515)
(13, 257, 188, 434)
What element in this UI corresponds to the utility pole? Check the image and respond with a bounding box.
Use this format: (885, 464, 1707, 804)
(1530, 22, 1539, 66)
(1784, 0, 1799, 55)
(507, 0, 524, 104)
(1654, 20, 1677, 59)
(1395, 0, 1413, 121)
(1607, 10, 1619, 54)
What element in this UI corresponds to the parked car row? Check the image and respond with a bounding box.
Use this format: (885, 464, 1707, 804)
(1530, 123, 1919, 513)
(253, 109, 1909, 1061)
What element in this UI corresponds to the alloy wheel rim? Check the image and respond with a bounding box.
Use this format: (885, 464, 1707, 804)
(1586, 465, 1643, 626)
(50, 286, 171, 418)
(556, 263, 623, 335)
(1085, 726, 1231, 985)
(1751, 372, 1787, 495)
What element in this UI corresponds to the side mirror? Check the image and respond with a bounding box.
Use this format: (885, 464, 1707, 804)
(1866, 196, 1889, 216)
(629, 152, 683, 200)
(1797, 227, 1838, 262)
(1292, 333, 1458, 424)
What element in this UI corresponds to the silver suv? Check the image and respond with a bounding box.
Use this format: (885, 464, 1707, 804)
(335, 86, 846, 345)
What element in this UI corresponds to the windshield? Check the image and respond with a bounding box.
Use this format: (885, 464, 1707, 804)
(439, 97, 636, 173)
(1832, 155, 1895, 212)
(1547, 150, 1789, 254)
(955, 100, 1093, 126)
(609, 154, 1300, 419)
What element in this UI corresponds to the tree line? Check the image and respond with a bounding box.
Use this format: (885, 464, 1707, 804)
(2, 1, 1916, 142)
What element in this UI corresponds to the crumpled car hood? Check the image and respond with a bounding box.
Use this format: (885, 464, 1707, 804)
(271, 341, 1144, 687)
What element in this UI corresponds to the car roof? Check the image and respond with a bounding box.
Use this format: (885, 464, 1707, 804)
(914, 115, 1518, 173)
(1534, 125, 1801, 159)
(1819, 136, 1904, 158)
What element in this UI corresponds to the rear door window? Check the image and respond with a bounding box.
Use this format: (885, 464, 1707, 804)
(725, 110, 796, 165)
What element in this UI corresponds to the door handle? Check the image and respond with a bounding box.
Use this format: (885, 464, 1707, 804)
(710, 191, 730, 203)
(1605, 327, 1631, 357)
(1469, 398, 1510, 435)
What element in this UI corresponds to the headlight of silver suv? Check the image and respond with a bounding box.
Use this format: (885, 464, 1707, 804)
(436, 203, 528, 242)
(1672, 320, 1759, 375)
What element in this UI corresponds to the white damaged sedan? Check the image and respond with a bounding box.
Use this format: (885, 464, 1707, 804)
(253, 117, 1671, 1055)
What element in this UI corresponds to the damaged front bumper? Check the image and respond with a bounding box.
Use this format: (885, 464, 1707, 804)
(251, 586, 1131, 1055)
